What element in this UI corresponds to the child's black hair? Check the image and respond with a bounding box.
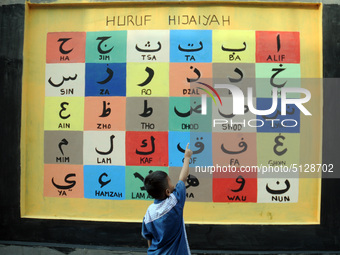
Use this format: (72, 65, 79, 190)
(144, 171, 169, 199)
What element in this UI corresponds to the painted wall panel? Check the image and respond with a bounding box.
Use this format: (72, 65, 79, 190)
(21, 2, 323, 225)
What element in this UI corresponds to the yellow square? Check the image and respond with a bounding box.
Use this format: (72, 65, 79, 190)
(126, 63, 169, 97)
(44, 97, 84, 131)
(213, 30, 256, 63)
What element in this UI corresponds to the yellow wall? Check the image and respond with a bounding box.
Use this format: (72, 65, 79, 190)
(22, 1, 322, 224)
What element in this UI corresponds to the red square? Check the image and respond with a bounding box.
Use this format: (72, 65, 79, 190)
(126, 131, 168, 166)
(256, 31, 300, 63)
(213, 175, 257, 203)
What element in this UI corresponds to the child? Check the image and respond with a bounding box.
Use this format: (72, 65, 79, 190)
(142, 143, 193, 255)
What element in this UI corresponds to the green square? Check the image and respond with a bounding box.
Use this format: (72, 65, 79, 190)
(256, 63, 301, 98)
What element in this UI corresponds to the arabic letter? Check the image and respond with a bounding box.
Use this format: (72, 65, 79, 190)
(270, 64, 287, 88)
(261, 109, 281, 120)
(191, 101, 202, 114)
(99, 172, 111, 188)
(221, 42, 246, 52)
(186, 66, 201, 83)
(273, 133, 287, 156)
(266, 179, 290, 194)
(231, 176, 245, 192)
(177, 143, 186, 153)
(58, 138, 69, 156)
(138, 67, 154, 87)
(186, 174, 199, 188)
(178, 41, 203, 52)
(228, 68, 243, 83)
(52, 173, 76, 190)
(96, 36, 114, 54)
(95, 135, 115, 155)
(99, 101, 111, 117)
(134, 172, 147, 190)
(193, 137, 204, 155)
(139, 100, 153, 117)
(133, 172, 144, 182)
(277, 34, 281, 52)
(136, 136, 155, 155)
(174, 106, 191, 118)
(221, 138, 247, 154)
(48, 74, 77, 87)
(58, 38, 73, 55)
(135, 41, 162, 52)
(59, 102, 70, 119)
(97, 66, 114, 84)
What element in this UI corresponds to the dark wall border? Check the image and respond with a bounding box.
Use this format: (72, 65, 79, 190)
(1, 3, 340, 252)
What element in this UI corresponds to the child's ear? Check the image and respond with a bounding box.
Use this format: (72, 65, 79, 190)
(165, 188, 171, 197)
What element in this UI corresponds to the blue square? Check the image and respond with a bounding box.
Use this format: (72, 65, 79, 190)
(84, 165, 125, 200)
(168, 131, 213, 167)
(170, 30, 212, 63)
(168, 131, 190, 167)
(256, 98, 300, 133)
(85, 63, 126, 96)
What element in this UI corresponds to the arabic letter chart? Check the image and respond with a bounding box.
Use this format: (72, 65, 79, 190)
(45, 30, 302, 202)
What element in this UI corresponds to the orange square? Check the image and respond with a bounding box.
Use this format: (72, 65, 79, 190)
(46, 32, 86, 63)
(44, 164, 84, 198)
(169, 63, 212, 97)
(84, 97, 126, 131)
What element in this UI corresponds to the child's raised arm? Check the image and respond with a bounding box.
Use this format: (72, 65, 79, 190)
(179, 143, 193, 182)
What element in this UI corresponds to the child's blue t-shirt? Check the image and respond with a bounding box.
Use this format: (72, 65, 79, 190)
(142, 180, 190, 255)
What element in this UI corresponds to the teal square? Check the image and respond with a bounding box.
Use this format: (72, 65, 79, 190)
(86, 31, 127, 63)
(169, 97, 212, 132)
(125, 166, 168, 200)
